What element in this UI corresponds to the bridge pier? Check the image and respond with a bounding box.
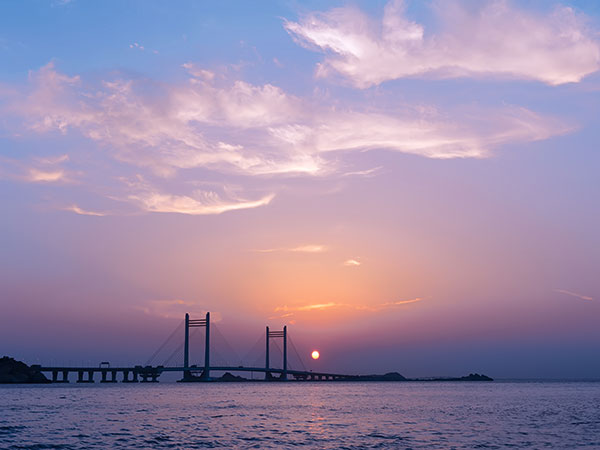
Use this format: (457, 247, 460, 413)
(77, 370, 94, 383)
(139, 366, 160, 382)
(140, 373, 159, 382)
(100, 370, 118, 383)
(122, 370, 137, 382)
(51, 370, 69, 382)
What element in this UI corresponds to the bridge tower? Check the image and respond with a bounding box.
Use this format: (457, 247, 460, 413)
(183, 312, 210, 381)
(265, 325, 287, 380)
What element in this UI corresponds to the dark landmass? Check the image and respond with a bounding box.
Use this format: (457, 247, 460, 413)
(0, 357, 50, 384)
(207, 371, 493, 382)
(352, 372, 408, 381)
(218, 372, 248, 382)
(410, 373, 494, 382)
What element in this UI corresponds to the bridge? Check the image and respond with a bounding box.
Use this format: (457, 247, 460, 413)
(36, 312, 359, 383)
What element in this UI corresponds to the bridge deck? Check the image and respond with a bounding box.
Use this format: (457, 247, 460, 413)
(37, 365, 356, 380)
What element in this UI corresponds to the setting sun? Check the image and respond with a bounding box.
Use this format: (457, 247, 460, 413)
(311, 350, 320, 360)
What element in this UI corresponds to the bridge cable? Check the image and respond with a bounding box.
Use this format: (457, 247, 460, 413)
(288, 336, 307, 372)
(212, 323, 242, 366)
(240, 334, 265, 368)
(162, 326, 201, 367)
(145, 319, 184, 366)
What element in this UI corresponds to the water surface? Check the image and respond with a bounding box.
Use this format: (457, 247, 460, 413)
(2, 381, 599, 449)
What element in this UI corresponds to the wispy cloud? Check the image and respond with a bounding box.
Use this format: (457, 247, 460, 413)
(1, 61, 573, 216)
(64, 204, 107, 217)
(0, 153, 72, 184)
(554, 289, 593, 301)
(285, 0, 600, 87)
(290, 245, 327, 253)
(341, 166, 383, 177)
(26, 168, 66, 183)
(276, 302, 338, 312)
(34, 154, 69, 165)
(274, 297, 423, 316)
(343, 258, 361, 267)
(129, 188, 275, 216)
(129, 42, 159, 54)
(11, 62, 570, 176)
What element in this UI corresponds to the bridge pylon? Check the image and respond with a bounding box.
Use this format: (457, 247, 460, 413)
(183, 312, 210, 381)
(265, 325, 287, 380)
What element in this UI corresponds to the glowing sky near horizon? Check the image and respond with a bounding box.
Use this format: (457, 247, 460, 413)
(1, 0, 599, 378)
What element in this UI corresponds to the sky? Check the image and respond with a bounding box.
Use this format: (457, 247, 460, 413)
(1, 0, 599, 379)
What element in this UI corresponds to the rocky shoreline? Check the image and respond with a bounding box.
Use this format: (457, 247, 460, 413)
(0, 357, 50, 384)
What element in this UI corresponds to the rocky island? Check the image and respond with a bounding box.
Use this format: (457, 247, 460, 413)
(0, 357, 50, 384)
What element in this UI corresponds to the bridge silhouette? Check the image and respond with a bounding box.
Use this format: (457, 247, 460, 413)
(36, 312, 359, 383)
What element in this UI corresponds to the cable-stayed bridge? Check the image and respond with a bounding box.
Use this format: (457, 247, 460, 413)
(36, 313, 358, 383)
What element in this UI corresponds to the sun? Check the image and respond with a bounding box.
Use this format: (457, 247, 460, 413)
(311, 350, 320, 360)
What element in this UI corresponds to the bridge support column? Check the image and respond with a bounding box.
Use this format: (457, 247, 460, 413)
(122, 370, 130, 382)
(101, 371, 107, 382)
(87, 370, 94, 383)
(62, 370, 69, 383)
(184, 313, 190, 381)
(111, 370, 117, 382)
(265, 326, 270, 381)
(282, 325, 287, 381)
(52, 371, 58, 382)
(77, 370, 84, 383)
(202, 312, 210, 381)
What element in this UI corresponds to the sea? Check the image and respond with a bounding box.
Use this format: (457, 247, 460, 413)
(1, 381, 599, 449)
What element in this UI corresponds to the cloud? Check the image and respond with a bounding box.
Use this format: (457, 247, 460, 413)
(285, 0, 600, 87)
(378, 298, 424, 308)
(26, 168, 66, 182)
(274, 297, 423, 315)
(34, 154, 69, 165)
(275, 302, 339, 312)
(268, 105, 571, 160)
(1, 62, 573, 215)
(129, 189, 275, 215)
(130, 42, 159, 54)
(129, 42, 145, 51)
(290, 245, 327, 253)
(554, 289, 593, 301)
(10, 62, 320, 178)
(342, 166, 383, 177)
(64, 204, 107, 217)
(0, 153, 72, 183)
(11, 62, 570, 177)
(343, 259, 361, 267)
